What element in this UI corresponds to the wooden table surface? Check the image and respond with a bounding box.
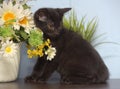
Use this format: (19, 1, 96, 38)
(0, 79, 120, 89)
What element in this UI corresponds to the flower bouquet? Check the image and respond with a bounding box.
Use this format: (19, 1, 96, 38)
(0, 0, 56, 82)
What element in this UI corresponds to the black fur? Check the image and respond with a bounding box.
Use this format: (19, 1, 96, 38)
(25, 8, 109, 84)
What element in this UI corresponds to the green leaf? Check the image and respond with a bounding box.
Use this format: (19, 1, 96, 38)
(0, 0, 3, 4)
(91, 33, 106, 43)
(93, 42, 120, 47)
(23, 4, 30, 9)
(20, 30, 29, 40)
(28, 30, 43, 47)
(13, 27, 27, 42)
(0, 26, 13, 38)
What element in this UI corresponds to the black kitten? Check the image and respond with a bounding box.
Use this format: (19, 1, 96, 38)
(25, 8, 109, 84)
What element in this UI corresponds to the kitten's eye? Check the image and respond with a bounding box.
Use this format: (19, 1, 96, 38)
(39, 16, 47, 22)
(38, 12, 47, 22)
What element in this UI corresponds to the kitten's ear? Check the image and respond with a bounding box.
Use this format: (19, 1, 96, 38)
(57, 8, 71, 15)
(37, 12, 47, 22)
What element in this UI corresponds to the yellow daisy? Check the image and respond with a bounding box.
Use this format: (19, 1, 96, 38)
(18, 9, 35, 34)
(0, 1, 24, 26)
(0, 40, 18, 58)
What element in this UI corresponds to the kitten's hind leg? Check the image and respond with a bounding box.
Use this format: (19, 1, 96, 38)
(60, 73, 94, 84)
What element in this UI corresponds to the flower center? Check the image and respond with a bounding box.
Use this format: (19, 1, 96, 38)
(3, 12, 15, 22)
(19, 17, 28, 25)
(5, 46, 12, 53)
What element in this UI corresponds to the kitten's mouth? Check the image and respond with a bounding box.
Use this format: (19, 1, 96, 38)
(46, 30, 60, 37)
(48, 30, 59, 35)
(47, 25, 54, 31)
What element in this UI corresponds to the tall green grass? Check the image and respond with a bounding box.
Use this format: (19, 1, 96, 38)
(63, 11, 120, 47)
(63, 11, 98, 43)
(0, 0, 3, 4)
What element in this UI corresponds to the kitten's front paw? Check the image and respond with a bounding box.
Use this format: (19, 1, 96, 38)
(25, 75, 36, 83)
(25, 75, 45, 84)
(36, 78, 45, 84)
(61, 81, 72, 84)
(61, 78, 72, 84)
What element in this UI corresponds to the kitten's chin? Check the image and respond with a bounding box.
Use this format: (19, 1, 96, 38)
(46, 32, 60, 38)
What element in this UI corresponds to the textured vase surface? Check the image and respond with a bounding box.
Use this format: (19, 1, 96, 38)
(0, 43, 20, 82)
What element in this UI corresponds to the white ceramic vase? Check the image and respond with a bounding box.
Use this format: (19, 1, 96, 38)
(0, 43, 20, 82)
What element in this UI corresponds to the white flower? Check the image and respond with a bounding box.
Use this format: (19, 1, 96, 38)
(0, 1, 24, 27)
(18, 9, 35, 34)
(0, 40, 18, 58)
(45, 46, 56, 61)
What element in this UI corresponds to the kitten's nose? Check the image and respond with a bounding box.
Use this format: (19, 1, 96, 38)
(47, 22, 54, 30)
(50, 22, 54, 26)
(49, 22, 54, 27)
